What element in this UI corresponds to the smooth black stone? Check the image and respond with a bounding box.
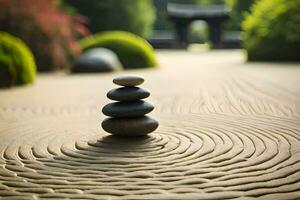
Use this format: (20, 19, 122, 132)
(72, 48, 121, 73)
(101, 116, 159, 136)
(102, 100, 154, 117)
(113, 75, 144, 86)
(107, 87, 150, 101)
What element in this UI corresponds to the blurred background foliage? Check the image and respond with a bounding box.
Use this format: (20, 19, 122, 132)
(227, 0, 255, 30)
(65, 0, 156, 39)
(0, 0, 89, 71)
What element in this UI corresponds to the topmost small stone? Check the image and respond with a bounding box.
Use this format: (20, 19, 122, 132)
(113, 75, 144, 86)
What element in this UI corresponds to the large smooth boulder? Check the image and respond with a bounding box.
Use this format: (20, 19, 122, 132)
(72, 48, 122, 73)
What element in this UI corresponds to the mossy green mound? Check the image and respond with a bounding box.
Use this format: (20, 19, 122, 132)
(0, 32, 36, 87)
(243, 0, 300, 61)
(80, 31, 157, 69)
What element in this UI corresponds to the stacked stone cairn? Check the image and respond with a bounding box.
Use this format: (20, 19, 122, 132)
(102, 75, 159, 136)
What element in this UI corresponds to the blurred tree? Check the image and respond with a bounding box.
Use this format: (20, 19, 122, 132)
(0, 0, 89, 71)
(153, 0, 172, 31)
(65, 0, 156, 39)
(227, 0, 256, 30)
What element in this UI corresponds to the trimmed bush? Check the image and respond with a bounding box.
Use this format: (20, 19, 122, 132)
(80, 31, 157, 69)
(0, 32, 36, 87)
(242, 0, 300, 61)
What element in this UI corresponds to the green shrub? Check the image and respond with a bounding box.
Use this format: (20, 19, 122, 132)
(242, 0, 300, 61)
(0, 32, 36, 87)
(80, 31, 157, 69)
(65, 0, 155, 39)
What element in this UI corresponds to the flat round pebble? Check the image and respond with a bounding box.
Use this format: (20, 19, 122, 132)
(107, 87, 150, 101)
(113, 75, 144, 86)
(101, 116, 159, 136)
(102, 100, 154, 117)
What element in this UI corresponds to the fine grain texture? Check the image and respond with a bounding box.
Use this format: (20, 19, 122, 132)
(0, 50, 299, 199)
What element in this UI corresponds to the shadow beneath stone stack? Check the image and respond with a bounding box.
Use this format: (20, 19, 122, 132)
(85, 134, 157, 153)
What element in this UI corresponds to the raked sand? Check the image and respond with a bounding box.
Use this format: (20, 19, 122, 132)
(0, 50, 299, 199)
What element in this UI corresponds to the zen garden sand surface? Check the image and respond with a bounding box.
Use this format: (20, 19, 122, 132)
(0, 50, 299, 199)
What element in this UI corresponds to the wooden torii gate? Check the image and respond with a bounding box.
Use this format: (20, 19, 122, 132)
(167, 3, 230, 48)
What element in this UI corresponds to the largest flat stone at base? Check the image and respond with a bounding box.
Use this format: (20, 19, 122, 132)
(102, 116, 159, 136)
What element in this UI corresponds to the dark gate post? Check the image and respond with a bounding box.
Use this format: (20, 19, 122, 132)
(207, 19, 223, 49)
(173, 19, 190, 48)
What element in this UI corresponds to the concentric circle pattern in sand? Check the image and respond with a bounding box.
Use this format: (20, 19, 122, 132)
(0, 51, 299, 199)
